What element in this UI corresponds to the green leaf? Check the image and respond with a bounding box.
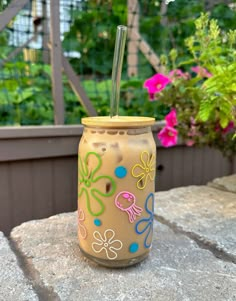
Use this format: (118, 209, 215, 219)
(219, 113, 229, 129)
(197, 98, 215, 122)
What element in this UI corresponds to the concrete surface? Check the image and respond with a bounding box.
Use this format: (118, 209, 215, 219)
(0, 232, 38, 301)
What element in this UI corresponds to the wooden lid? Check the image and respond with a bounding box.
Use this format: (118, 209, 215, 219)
(81, 116, 155, 128)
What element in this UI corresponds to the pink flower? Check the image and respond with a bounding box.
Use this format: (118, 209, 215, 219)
(188, 125, 197, 137)
(158, 126, 178, 147)
(169, 69, 190, 80)
(222, 121, 234, 134)
(191, 66, 212, 78)
(165, 109, 178, 127)
(216, 121, 235, 134)
(144, 73, 172, 100)
(190, 116, 196, 125)
(186, 140, 195, 146)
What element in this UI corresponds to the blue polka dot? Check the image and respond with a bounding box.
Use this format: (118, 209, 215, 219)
(115, 166, 127, 178)
(94, 219, 101, 226)
(129, 242, 139, 253)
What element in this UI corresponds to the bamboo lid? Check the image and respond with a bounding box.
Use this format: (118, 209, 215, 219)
(82, 116, 155, 128)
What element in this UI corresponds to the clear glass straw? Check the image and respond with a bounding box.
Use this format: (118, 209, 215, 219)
(110, 25, 127, 118)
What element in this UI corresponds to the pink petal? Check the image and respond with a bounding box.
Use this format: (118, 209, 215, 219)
(158, 126, 178, 148)
(215, 121, 235, 134)
(191, 66, 212, 78)
(190, 117, 196, 125)
(222, 121, 235, 134)
(191, 66, 200, 73)
(169, 69, 190, 80)
(148, 93, 155, 101)
(165, 109, 178, 127)
(169, 69, 184, 78)
(143, 73, 172, 99)
(186, 140, 195, 146)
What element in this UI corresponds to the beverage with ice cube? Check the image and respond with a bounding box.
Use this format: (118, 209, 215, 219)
(78, 116, 156, 267)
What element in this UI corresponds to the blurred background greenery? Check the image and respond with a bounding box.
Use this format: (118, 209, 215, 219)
(0, 0, 235, 125)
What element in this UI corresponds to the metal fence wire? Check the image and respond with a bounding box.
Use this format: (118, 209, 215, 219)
(0, 0, 235, 125)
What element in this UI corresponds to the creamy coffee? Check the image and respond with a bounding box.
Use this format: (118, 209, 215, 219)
(78, 116, 156, 267)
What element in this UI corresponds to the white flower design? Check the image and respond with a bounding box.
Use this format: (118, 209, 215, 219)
(92, 229, 123, 260)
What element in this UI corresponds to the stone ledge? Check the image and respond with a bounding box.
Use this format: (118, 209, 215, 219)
(0, 232, 38, 301)
(207, 174, 236, 194)
(155, 185, 236, 261)
(10, 212, 236, 301)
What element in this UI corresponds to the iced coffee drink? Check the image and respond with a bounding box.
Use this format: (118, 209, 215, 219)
(78, 116, 156, 267)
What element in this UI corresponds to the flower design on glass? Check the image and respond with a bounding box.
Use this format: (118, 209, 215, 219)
(92, 229, 123, 260)
(78, 152, 116, 216)
(135, 193, 154, 248)
(132, 151, 155, 190)
(78, 208, 87, 239)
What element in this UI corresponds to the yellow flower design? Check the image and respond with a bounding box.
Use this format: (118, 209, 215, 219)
(131, 151, 155, 190)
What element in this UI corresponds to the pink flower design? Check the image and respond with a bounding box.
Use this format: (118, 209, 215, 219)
(143, 73, 172, 100)
(78, 208, 87, 239)
(169, 69, 189, 80)
(114, 191, 142, 223)
(158, 126, 178, 147)
(165, 109, 178, 127)
(191, 66, 212, 78)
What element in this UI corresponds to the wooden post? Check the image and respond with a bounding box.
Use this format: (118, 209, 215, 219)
(127, 0, 139, 77)
(50, 0, 65, 125)
(23, 0, 37, 63)
(0, 0, 29, 32)
(160, 0, 168, 26)
(61, 56, 97, 117)
(0, 37, 35, 67)
(42, 0, 50, 64)
(132, 31, 165, 73)
(48, 42, 98, 117)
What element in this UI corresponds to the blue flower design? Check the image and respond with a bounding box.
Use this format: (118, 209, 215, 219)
(135, 193, 154, 248)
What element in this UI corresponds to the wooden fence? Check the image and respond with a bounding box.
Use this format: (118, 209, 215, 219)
(0, 123, 235, 235)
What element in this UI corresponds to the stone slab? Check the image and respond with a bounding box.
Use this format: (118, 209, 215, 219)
(11, 212, 236, 301)
(208, 174, 236, 194)
(0, 232, 38, 301)
(155, 186, 236, 260)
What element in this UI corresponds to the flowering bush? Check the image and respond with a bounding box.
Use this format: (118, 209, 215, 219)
(144, 13, 236, 158)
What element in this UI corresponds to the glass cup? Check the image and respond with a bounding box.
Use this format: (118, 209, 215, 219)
(78, 116, 156, 267)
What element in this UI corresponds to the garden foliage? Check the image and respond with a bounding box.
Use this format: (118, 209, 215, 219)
(144, 13, 236, 157)
(0, 1, 235, 126)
